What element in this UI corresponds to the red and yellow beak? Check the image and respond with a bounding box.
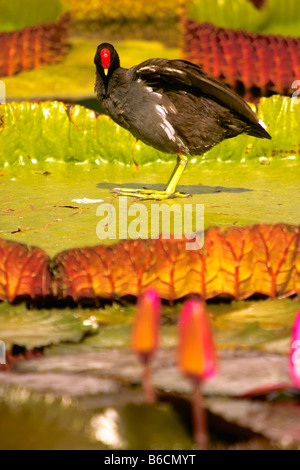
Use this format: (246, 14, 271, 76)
(100, 48, 111, 76)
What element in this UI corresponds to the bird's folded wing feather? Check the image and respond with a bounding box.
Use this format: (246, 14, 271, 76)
(134, 59, 264, 130)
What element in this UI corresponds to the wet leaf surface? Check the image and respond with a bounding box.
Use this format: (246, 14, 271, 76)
(9, 348, 291, 397)
(1, 97, 300, 166)
(187, 0, 300, 37)
(0, 303, 98, 349)
(0, 161, 298, 257)
(1, 347, 299, 449)
(205, 397, 300, 449)
(0, 0, 64, 32)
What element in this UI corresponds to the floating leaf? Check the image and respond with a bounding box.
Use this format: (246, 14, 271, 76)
(53, 224, 300, 302)
(186, 0, 300, 37)
(0, 0, 65, 32)
(187, 0, 264, 32)
(182, 19, 300, 101)
(1, 97, 300, 169)
(16, 347, 293, 398)
(0, 156, 298, 255)
(205, 397, 300, 449)
(0, 13, 70, 77)
(0, 238, 51, 302)
(0, 303, 97, 349)
(0, 224, 298, 303)
(212, 298, 299, 351)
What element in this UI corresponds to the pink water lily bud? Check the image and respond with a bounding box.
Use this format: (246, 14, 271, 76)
(289, 308, 300, 388)
(131, 289, 161, 360)
(178, 297, 217, 382)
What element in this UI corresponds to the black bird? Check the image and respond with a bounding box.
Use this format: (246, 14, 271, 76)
(94, 43, 271, 200)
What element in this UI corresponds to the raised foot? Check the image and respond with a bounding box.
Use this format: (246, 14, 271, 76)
(111, 187, 191, 201)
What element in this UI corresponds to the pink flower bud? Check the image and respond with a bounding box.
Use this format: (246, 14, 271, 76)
(131, 289, 161, 360)
(178, 297, 217, 382)
(289, 308, 300, 388)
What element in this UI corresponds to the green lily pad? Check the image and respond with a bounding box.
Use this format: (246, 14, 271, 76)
(1, 97, 299, 168)
(211, 298, 299, 352)
(187, 0, 264, 32)
(0, 0, 64, 32)
(15, 346, 292, 399)
(0, 303, 98, 349)
(187, 0, 300, 37)
(40, 298, 299, 357)
(0, 157, 298, 255)
(0, 97, 299, 254)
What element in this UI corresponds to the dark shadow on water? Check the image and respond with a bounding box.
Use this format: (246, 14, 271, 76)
(97, 182, 252, 195)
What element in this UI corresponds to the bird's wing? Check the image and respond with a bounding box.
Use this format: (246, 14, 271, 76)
(134, 59, 271, 139)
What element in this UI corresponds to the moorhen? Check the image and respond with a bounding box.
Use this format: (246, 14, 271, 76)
(94, 43, 271, 200)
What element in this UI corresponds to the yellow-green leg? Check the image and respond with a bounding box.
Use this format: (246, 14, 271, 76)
(131, 138, 140, 171)
(112, 154, 191, 200)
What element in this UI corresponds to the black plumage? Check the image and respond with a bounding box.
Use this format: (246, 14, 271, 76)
(94, 43, 271, 199)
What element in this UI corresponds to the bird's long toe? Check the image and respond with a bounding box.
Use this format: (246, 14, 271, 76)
(111, 187, 191, 201)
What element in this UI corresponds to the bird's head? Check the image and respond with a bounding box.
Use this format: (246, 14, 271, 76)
(94, 43, 120, 80)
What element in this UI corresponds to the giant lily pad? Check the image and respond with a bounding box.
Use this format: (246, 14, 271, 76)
(1, 97, 299, 167)
(0, 97, 299, 254)
(0, 0, 65, 32)
(0, 224, 298, 303)
(187, 0, 300, 37)
(33, 298, 298, 355)
(0, 303, 98, 349)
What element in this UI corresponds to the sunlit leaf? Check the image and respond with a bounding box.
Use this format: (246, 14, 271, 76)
(0, 0, 65, 32)
(53, 224, 300, 302)
(0, 302, 97, 349)
(0, 238, 51, 302)
(0, 97, 299, 169)
(182, 19, 300, 100)
(186, 0, 300, 37)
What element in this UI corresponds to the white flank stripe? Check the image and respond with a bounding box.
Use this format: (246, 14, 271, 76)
(160, 123, 176, 142)
(164, 67, 185, 75)
(139, 65, 156, 73)
(155, 104, 177, 142)
(155, 104, 166, 119)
